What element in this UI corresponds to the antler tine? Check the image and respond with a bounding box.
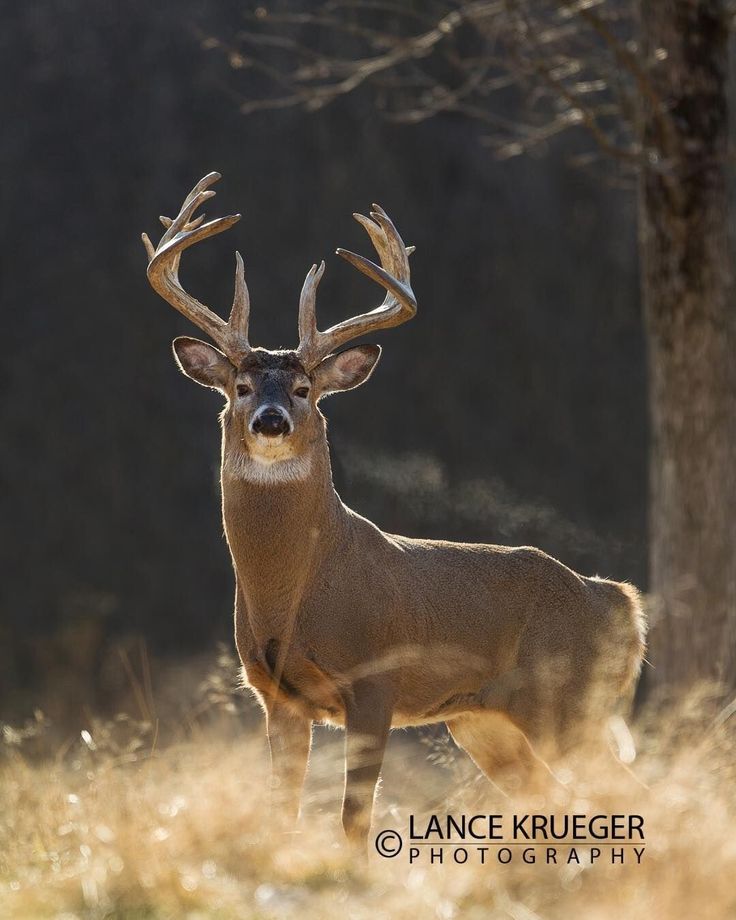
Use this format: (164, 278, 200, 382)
(227, 251, 250, 345)
(141, 172, 251, 362)
(296, 205, 417, 369)
(297, 260, 326, 348)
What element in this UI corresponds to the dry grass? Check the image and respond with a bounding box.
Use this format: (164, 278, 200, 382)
(2, 653, 736, 919)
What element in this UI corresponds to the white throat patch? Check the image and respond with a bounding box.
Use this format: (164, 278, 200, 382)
(224, 444, 313, 485)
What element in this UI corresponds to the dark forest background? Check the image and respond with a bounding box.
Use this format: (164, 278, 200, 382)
(0, 0, 645, 714)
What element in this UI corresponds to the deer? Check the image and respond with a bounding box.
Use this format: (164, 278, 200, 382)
(142, 173, 646, 848)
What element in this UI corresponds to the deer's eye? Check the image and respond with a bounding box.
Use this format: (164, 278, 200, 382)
(236, 384, 251, 398)
(294, 386, 310, 399)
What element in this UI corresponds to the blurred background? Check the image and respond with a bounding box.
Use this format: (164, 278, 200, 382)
(5, 8, 736, 917)
(0, 1, 647, 719)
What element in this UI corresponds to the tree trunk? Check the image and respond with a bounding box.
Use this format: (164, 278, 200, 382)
(639, 1, 736, 694)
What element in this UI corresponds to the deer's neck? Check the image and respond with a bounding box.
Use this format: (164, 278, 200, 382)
(220, 439, 347, 623)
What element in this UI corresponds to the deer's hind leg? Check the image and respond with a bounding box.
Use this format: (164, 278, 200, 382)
(446, 712, 552, 793)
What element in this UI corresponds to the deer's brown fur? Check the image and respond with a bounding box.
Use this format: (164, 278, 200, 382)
(143, 174, 647, 847)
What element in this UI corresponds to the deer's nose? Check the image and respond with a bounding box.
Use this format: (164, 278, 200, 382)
(251, 406, 291, 437)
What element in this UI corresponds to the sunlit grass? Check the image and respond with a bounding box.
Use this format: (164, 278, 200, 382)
(2, 654, 735, 919)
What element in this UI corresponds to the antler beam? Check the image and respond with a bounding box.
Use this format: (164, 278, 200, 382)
(296, 204, 417, 370)
(142, 172, 251, 364)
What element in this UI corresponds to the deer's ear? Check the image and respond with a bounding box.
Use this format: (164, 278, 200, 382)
(313, 344, 382, 397)
(172, 337, 233, 392)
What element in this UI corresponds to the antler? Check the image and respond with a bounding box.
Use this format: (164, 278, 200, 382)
(296, 204, 417, 369)
(141, 172, 251, 363)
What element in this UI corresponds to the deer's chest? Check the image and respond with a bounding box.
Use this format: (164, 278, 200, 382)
(241, 637, 347, 724)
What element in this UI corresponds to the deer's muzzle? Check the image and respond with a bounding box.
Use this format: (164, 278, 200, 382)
(250, 406, 292, 438)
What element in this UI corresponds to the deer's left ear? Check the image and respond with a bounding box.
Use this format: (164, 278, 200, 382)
(313, 344, 382, 397)
(172, 336, 233, 392)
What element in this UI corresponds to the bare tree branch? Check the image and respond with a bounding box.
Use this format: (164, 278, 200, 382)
(207, 0, 672, 167)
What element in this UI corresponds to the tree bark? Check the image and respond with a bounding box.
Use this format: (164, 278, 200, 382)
(638, 1, 736, 693)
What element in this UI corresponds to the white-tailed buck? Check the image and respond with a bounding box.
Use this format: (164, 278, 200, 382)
(143, 173, 646, 847)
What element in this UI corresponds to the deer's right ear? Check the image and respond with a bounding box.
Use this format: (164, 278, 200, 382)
(172, 337, 233, 392)
(313, 344, 382, 397)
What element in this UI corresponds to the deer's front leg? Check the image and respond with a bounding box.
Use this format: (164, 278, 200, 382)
(342, 680, 392, 847)
(266, 701, 312, 826)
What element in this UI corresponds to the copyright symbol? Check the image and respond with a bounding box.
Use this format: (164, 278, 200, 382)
(375, 829, 403, 858)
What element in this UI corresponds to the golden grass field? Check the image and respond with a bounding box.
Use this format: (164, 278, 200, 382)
(2, 649, 736, 919)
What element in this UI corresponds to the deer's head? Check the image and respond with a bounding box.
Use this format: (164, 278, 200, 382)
(142, 173, 416, 480)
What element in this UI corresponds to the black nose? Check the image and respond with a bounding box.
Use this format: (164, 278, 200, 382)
(252, 408, 290, 437)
